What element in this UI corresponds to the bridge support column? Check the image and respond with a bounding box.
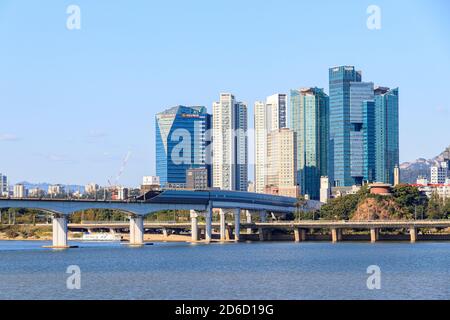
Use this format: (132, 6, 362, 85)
(219, 209, 226, 242)
(259, 210, 267, 222)
(258, 228, 265, 241)
(331, 228, 341, 243)
(205, 203, 212, 243)
(234, 208, 241, 242)
(246, 210, 252, 234)
(51, 214, 69, 248)
(370, 228, 379, 243)
(294, 228, 306, 242)
(410, 227, 417, 243)
(190, 210, 199, 242)
(129, 215, 144, 246)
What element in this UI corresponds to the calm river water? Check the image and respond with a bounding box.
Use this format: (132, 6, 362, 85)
(0, 241, 449, 300)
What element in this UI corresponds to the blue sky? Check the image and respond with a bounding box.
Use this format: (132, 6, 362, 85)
(0, 0, 449, 186)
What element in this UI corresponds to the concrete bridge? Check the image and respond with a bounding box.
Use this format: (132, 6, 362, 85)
(0, 190, 318, 248)
(66, 220, 450, 244)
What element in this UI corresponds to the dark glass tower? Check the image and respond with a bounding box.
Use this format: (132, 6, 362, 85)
(156, 106, 211, 188)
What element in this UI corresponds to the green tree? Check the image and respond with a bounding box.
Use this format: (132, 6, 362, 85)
(427, 191, 444, 219)
(392, 184, 427, 216)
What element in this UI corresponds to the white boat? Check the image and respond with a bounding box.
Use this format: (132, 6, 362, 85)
(81, 233, 123, 242)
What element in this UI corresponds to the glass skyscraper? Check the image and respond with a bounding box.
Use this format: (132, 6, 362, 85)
(374, 87, 399, 185)
(155, 106, 211, 188)
(291, 87, 329, 200)
(329, 66, 374, 187)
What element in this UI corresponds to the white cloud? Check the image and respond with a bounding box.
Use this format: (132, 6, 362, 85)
(0, 133, 20, 141)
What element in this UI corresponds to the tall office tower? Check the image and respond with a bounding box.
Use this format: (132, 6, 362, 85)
(254, 94, 287, 194)
(156, 105, 212, 189)
(290, 87, 329, 200)
(374, 87, 399, 185)
(0, 173, 8, 197)
(266, 128, 298, 198)
(266, 94, 287, 131)
(329, 66, 374, 187)
(212, 93, 248, 191)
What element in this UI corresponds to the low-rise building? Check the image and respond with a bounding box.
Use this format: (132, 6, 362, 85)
(186, 168, 209, 190)
(431, 161, 449, 184)
(415, 178, 450, 200)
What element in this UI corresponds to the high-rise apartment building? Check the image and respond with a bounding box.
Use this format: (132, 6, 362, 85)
(265, 128, 298, 198)
(290, 87, 329, 200)
(13, 184, 26, 198)
(266, 94, 287, 131)
(212, 93, 248, 191)
(254, 101, 268, 193)
(254, 94, 287, 194)
(0, 173, 8, 197)
(156, 105, 211, 188)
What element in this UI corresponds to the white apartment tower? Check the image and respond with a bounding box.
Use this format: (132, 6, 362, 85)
(212, 93, 248, 191)
(13, 184, 26, 198)
(254, 94, 287, 193)
(266, 93, 287, 131)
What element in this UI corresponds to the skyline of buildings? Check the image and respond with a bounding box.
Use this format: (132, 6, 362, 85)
(2, 65, 404, 201)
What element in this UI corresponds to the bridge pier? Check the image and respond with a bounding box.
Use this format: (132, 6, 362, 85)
(234, 208, 241, 242)
(410, 227, 417, 243)
(205, 202, 212, 243)
(294, 228, 306, 242)
(50, 214, 69, 249)
(259, 210, 267, 223)
(219, 209, 226, 242)
(331, 228, 342, 243)
(190, 210, 199, 242)
(246, 210, 252, 234)
(258, 228, 265, 241)
(370, 228, 379, 243)
(129, 215, 144, 246)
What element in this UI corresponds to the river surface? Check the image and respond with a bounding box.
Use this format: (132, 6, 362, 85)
(0, 241, 449, 300)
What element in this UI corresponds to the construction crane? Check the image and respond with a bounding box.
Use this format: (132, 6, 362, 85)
(105, 151, 132, 200)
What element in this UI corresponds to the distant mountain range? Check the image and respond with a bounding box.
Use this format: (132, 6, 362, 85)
(400, 145, 450, 184)
(16, 182, 85, 193)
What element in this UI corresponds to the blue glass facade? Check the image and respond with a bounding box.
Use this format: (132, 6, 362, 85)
(363, 100, 376, 182)
(329, 66, 365, 187)
(156, 106, 211, 188)
(290, 88, 329, 200)
(374, 87, 399, 184)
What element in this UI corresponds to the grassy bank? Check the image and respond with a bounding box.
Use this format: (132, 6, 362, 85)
(0, 225, 52, 240)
